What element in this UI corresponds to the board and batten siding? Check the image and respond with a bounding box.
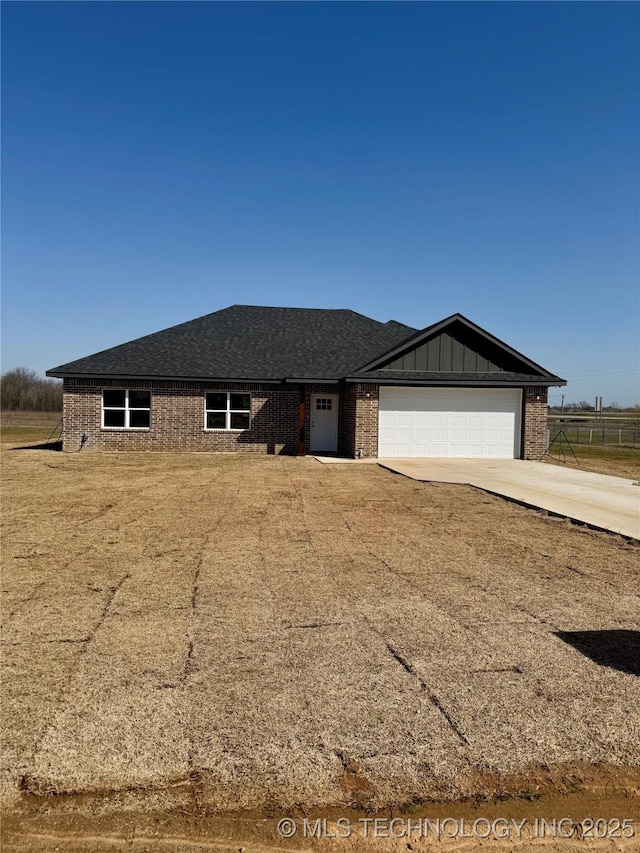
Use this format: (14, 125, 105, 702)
(381, 328, 524, 374)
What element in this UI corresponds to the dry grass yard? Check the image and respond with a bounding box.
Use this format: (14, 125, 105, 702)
(2, 428, 639, 850)
(1, 411, 63, 442)
(544, 443, 640, 480)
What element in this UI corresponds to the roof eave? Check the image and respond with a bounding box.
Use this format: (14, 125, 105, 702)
(346, 375, 567, 387)
(47, 371, 284, 384)
(283, 377, 340, 384)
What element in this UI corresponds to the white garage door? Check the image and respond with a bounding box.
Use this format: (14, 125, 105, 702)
(378, 387, 522, 458)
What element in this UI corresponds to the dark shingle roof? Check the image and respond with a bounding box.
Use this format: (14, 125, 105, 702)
(47, 305, 418, 380)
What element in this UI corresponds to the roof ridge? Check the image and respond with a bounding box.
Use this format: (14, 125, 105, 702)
(228, 304, 366, 314)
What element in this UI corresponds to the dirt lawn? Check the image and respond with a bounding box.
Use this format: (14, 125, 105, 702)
(2, 442, 639, 851)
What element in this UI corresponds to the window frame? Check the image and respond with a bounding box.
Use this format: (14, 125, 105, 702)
(315, 397, 333, 411)
(101, 389, 151, 430)
(204, 391, 252, 432)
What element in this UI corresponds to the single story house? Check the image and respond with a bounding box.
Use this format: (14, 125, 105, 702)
(47, 305, 565, 458)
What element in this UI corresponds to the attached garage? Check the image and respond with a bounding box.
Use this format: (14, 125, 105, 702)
(378, 387, 522, 458)
(351, 314, 563, 460)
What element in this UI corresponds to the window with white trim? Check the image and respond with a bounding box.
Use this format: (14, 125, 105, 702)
(205, 392, 251, 430)
(102, 389, 151, 429)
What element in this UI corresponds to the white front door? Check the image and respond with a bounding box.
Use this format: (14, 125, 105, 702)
(310, 394, 339, 452)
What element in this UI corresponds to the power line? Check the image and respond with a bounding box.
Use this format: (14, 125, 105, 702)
(562, 363, 638, 379)
(567, 362, 636, 372)
(565, 373, 639, 380)
(564, 374, 639, 384)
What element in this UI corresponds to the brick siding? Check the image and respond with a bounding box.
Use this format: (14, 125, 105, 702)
(351, 383, 380, 458)
(340, 383, 357, 457)
(62, 379, 300, 454)
(522, 386, 548, 460)
(63, 378, 550, 460)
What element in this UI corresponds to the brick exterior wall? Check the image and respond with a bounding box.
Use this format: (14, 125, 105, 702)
(300, 382, 378, 458)
(522, 385, 548, 460)
(62, 378, 549, 459)
(351, 383, 380, 459)
(341, 383, 357, 457)
(62, 379, 300, 454)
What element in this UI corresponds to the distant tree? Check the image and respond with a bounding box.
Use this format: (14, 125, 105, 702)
(577, 401, 595, 411)
(1, 367, 37, 410)
(1, 368, 62, 411)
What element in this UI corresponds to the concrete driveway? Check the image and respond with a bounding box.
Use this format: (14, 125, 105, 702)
(378, 458, 640, 539)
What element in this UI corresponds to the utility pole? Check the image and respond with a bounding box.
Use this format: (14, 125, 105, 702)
(560, 393, 564, 415)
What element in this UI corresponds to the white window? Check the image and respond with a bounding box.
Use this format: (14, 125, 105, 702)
(205, 392, 251, 431)
(316, 398, 333, 410)
(102, 389, 151, 429)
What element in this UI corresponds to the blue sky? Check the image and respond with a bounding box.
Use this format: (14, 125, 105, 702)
(3, 2, 638, 405)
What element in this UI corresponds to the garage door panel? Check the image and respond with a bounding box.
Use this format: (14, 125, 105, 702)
(378, 388, 521, 458)
(395, 414, 412, 428)
(430, 415, 447, 428)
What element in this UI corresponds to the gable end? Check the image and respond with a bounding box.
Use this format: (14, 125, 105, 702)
(354, 314, 565, 384)
(381, 321, 532, 374)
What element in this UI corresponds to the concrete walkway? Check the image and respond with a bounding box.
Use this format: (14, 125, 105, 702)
(377, 458, 640, 540)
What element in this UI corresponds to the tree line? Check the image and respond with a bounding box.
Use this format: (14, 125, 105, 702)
(1, 368, 63, 411)
(549, 402, 640, 413)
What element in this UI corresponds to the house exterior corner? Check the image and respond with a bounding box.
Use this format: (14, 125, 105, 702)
(522, 386, 548, 460)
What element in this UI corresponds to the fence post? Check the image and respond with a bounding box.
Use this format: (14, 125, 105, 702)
(619, 429, 622, 445)
(589, 429, 593, 444)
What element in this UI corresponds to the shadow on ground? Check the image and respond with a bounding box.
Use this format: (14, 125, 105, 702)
(11, 441, 62, 452)
(556, 630, 640, 676)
